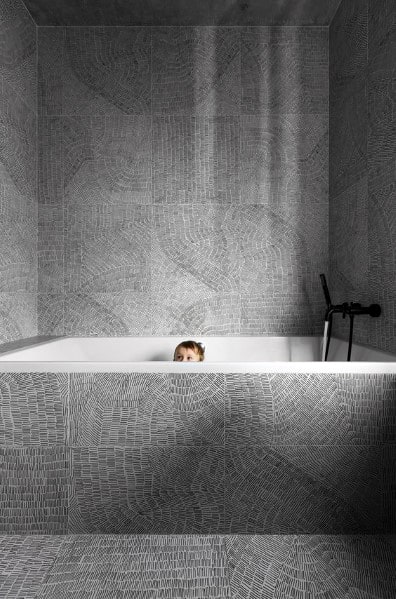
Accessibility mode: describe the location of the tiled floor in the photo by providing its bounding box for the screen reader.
[1,535,395,598]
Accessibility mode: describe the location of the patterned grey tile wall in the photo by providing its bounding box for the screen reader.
[329,0,396,353]
[3,534,395,599]
[0,446,68,533]
[34,535,231,598]
[0,0,37,112]
[0,373,67,445]
[69,446,225,534]
[225,535,396,599]
[241,28,328,114]
[70,373,225,446]
[58,372,396,534]
[329,0,369,347]
[367,0,396,354]
[0,536,65,599]
[37,25,329,336]
[0,372,69,534]
[21,0,344,26]
[0,0,37,344]
[152,27,240,116]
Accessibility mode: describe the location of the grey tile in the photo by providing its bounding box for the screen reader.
[153,116,240,203]
[0,446,68,533]
[269,373,396,445]
[234,205,327,335]
[382,445,396,532]
[64,204,151,293]
[330,79,367,197]
[38,204,64,293]
[241,27,328,114]
[0,536,65,599]
[225,374,273,446]
[36,535,231,598]
[69,446,225,533]
[0,373,67,446]
[153,204,239,293]
[367,164,396,354]
[152,292,242,336]
[22,0,343,26]
[37,293,64,336]
[329,177,369,344]
[240,113,328,205]
[152,204,240,334]
[152,27,240,115]
[63,27,151,115]
[38,28,64,116]
[63,116,152,206]
[0,79,36,200]
[62,292,152,336]
[330,0,368,103]
[0,0,37,113]
[38,117,63,204]
[225,535,396,599]
[0,220,37,292]
[70,373,225,446]
[0,293,37,343]
[224,445,382,533]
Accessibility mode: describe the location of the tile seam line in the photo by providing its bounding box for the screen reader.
[19,0,37,26]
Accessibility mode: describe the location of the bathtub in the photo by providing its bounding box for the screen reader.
[1,335,395,536]
[0,335,395,372]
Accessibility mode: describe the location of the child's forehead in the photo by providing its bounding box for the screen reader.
[176,346,197,353]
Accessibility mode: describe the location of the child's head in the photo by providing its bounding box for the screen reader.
[173,340,205,362]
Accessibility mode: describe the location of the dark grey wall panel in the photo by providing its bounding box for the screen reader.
[0,81,37,294]
[21,0,343,26]
[0,447,68,533]
[37,26,329,336]
[367,0,396,354]
[0,0,37,344]
[0,0,36,112]
[329,0,396,353]
[69,446,225,533]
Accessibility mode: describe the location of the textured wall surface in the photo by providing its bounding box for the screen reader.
[1,371,394,535]
[329,0,396,353]
[38,26,329,336]
[0,0,37,343]
[23,0,343,26]
[1,535,395,598]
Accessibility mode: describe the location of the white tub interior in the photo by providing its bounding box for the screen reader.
[0,336,395,373]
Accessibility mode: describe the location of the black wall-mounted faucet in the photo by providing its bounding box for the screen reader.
[319,274,381,361]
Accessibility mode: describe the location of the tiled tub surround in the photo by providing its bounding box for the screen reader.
[0,367,395,536]
[0,0,38,344]
[329,0,396,354]
[37,26,329,337]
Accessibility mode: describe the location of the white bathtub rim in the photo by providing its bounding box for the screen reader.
[1,361,396,373]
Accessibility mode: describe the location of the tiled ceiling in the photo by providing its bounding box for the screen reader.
[22,0,343,26]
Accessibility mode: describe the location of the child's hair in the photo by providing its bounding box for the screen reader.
[173,340,205,361]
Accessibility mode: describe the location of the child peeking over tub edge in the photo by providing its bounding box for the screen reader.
[173,340,205,362]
